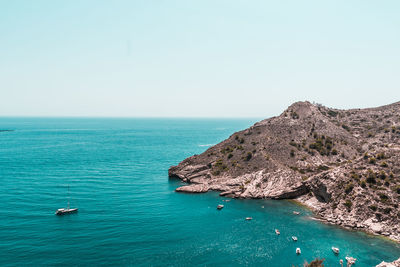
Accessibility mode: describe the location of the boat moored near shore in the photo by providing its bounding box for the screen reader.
[332,246,339,254]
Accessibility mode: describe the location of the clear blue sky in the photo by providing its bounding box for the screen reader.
[1,0,399,117]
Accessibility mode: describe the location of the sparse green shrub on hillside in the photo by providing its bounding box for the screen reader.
[383,207,392,214]
[212,159,228,176]
[369,205,377,211]
[221,146,233,154]
[394,186,400,194]
[350,172,360,180]
[384,179,390,187]
[379,193,389,202]
[245,152,252,161]
[342,124,350,131]
[327,110,338,117]
[366,170,376,184]
[344,200,352,210]
[291,111,299,119]
[317,165,329,171]
[376,152,385,160]
[308,134,335,156]
[345,183,354,194]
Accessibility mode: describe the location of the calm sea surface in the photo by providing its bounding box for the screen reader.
[0,118,399,266]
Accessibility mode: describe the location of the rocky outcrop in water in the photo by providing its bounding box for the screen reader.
[169,101,400,242]
[376,258,400,267]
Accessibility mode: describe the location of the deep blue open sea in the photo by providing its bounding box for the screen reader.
[0,118,399,266]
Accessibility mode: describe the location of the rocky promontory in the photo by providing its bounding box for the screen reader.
[169,101,400,242]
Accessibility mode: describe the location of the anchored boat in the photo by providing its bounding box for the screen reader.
[55,207,78,215]
[292,236,298,241]
[275,229,280,235]
[332,246,339,254]
[296,248,301,254]
[217,204,224,210]
[55,185,78,216]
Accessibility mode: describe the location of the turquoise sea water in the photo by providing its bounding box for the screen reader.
[0,118,399,266]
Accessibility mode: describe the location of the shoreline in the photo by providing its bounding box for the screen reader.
[289,198,400,245]
[174,180,400,244]
[176,188,400,266]
[176,185,400,244]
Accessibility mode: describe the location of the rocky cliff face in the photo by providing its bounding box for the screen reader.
[169,101,400,242]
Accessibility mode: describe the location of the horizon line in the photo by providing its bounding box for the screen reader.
[0,115,266,120]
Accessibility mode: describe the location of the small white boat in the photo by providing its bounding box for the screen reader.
[296,248,301,254]
[292,236,298,241]
[217,204,224,210]
[261,206,264,208]
[55,208,78,215]
[346,256,356,265]
[55,185,78,216]
[275,229,280,235]
[245,217,252,220]
[293,211,300,215]
[332,246,339,254]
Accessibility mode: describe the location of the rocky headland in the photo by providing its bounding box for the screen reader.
[169,101,400,243]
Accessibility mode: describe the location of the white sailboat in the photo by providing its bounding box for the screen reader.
[55,185,78,215]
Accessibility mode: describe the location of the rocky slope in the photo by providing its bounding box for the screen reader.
[169,101,400,242]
